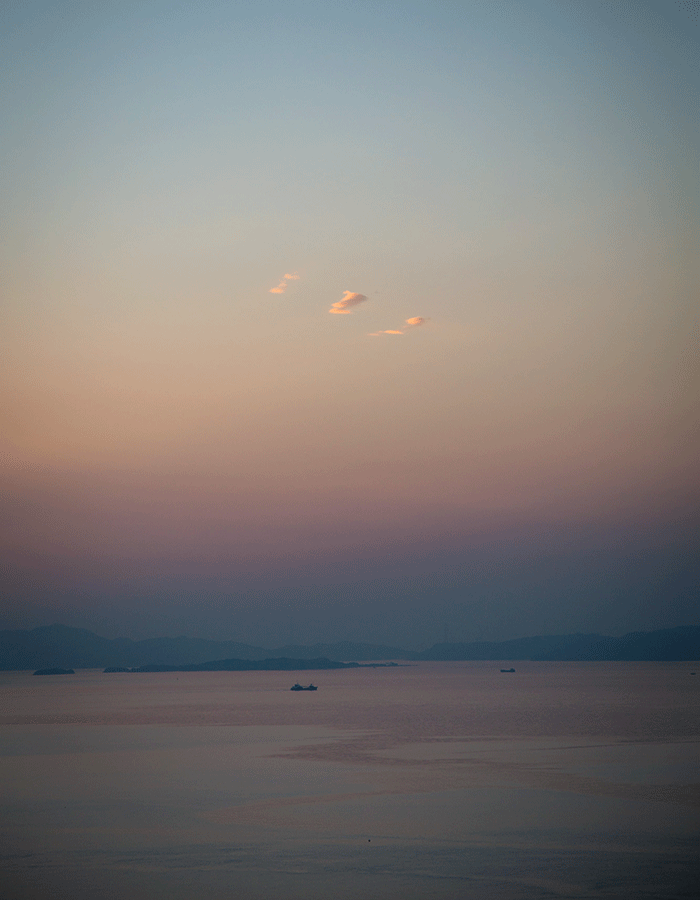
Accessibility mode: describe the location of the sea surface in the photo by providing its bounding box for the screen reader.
[0,661,698,899]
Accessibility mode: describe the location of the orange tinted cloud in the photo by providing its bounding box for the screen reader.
[329,291,368,314]
[369,317,428,335]
[269,273,300,294]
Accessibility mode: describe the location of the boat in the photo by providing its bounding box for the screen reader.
[290,683,317,691]
[500,667,516,673]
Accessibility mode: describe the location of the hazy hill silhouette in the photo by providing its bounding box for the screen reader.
[0,623,697,670]
[418,626,700,661]
[0,625,416,670]
[268,640,420,662]
[0,624,271,671]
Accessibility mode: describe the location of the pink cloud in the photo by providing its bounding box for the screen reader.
[369,329,404,335]
[284,273,300,280]
[329,291,368,314]
[405,317,428,326]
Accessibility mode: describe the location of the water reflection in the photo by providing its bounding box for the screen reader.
[0,662,698,898]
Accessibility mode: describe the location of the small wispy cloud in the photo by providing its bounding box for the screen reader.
[269,272,300,294]
[329,291,368,314]
[369,316,429,335]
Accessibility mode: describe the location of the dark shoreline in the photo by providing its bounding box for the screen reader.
[103,658,403,673]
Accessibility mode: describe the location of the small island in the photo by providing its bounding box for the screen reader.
[33,668,75,675]
[104,657,360,673]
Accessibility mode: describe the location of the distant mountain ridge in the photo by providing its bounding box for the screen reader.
[418,626,700,662]
[0,624,419,671]
[0,623,698,670]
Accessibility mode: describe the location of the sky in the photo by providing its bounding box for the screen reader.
[1,0,698,648]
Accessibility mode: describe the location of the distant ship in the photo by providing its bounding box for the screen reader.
[290,683,318,691]
[500,668,516,673]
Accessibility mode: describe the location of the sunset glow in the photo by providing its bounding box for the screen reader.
[1,0,697,646]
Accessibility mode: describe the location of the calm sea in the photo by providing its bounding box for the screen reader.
[0,662,698,899]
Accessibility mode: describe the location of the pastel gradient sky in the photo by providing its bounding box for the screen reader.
[2,1,698,646]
